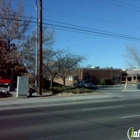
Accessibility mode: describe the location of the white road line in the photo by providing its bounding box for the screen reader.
[81,105,123,111]
[121,114,140,119]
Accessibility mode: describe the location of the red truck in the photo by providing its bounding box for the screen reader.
[0,76,12,86]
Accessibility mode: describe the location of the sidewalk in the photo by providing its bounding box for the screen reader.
[0,92,120,109]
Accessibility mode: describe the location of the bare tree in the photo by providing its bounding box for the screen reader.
[22,26,55,74]
[0,0,31,75]
[42,48,60,88]
[56,51,85,86]
[124,45,140,69]
[0,0,31,47]
[42,48,85,87]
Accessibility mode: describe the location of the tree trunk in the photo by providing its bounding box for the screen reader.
[50,76,53,88]
[63,78,66,86]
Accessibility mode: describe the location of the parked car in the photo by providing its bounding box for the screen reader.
[0,76,12,86]
[137,83,140,89]
[74,80,94,88]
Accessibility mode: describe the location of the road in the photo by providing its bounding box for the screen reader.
[96,84,140,100]
[1,99,140,140]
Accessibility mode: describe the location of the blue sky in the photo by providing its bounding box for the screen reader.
[12,0,140,68]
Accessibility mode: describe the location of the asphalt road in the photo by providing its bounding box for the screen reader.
[96,84,140,100]
[1,99,140,140]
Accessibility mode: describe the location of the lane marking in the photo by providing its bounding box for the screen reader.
[121,114,140,119]
[81,105,123,111]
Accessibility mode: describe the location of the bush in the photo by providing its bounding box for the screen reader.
[100,78,112,85]
[44,86,92,94]
[71,88,92,94]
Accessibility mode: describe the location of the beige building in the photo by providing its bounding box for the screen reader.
[125,69,140,84]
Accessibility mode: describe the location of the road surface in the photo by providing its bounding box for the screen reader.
[0,99,140,140]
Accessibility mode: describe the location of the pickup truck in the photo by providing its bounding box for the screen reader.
[0,76,12,86]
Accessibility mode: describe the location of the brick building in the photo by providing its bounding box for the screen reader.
[54,68,123,86]
[76,68,122,85]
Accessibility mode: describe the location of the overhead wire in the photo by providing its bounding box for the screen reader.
[1,15,140,41]
[111,0,140,9]
[97,0,140,12]
[2,1,140,30]
[1,1,140,41]
[43,8,140,29]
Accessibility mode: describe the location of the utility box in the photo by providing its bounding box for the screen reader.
[17,76,29,97]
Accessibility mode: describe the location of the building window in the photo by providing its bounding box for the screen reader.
[133,76,136,80]
[85,75,90,81]
[113,75,121,84]
[74,76,78,80]
[127,77,132,81]
[137,75,140,82]
[68,75,73,81]
[122,77,125,81]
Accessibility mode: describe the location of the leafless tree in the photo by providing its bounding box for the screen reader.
[0,0,31,47]
[124,45,140,69]
[22,26,55,74]
[42,48,85,87]
[42,48,61,88]
[0,0,31,75]
[56,51,85,86]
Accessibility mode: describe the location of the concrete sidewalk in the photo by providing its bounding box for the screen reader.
[0,92,120,109]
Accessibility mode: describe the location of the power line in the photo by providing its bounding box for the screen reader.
[97,0,140,12]
[3,1,140,30]
[52,26,140,41]
[2,11,140,30]
[47,23,140,41]
[111,0,140,9]
[43,8,140,29]
[1,15,140,41]
[2,10,140,32]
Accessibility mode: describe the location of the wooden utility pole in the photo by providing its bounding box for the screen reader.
[35,0,38,92]
[39,0,42,95]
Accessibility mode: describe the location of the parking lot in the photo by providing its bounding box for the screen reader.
[95,84,140,100]
[96,84,137,91]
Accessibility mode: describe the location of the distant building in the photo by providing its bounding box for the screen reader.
[124,69,140,84]
[54,68,123,86]
[76,68,122,85]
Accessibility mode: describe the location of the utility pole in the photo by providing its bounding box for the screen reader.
[39,0,42,95]
[35,0,38,92]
